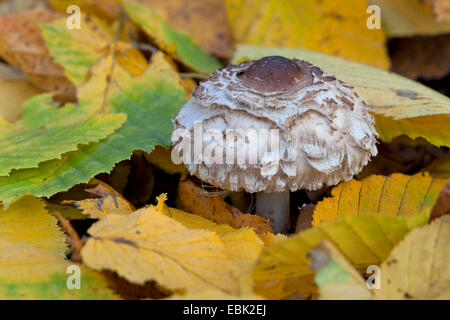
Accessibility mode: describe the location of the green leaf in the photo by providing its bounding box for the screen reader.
[41,15,114,85]
[233,45,450,147]
[123,0,222,73]
[0,93,125,176]
[0,52,186,207]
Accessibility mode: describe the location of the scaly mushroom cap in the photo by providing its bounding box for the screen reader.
[172,56,378,192]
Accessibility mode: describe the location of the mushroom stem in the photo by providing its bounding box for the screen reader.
[256,191,290,233]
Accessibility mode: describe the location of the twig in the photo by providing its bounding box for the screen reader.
[53,211,83,262]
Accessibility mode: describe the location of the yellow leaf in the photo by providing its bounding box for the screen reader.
[0,64,41,123]
[0,195,67,257]
[424,151,450,178]
[81,206,240,295]
[374,215,450,299]
[0,241,117,299]
[311,240,372,300]
[313,173,447,225]
[258,232,288,247]
[251,214,428,298]
[161,202,264,283]
[169,290,264,300]
[368,0,450,37]
[63,179,135,219]
[227,0,390,69]
[233,45,450,147]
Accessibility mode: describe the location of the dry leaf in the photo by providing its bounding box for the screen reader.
[251,214,428,299]
[63,179,135,219]
[178,179,273,235]
[140,0,233,59]
[81,205,240,295]
[0,63,40,122]
[374,215,450,299]
[310,240,372,300]
[368,0,450,37]
[0,8,75,98]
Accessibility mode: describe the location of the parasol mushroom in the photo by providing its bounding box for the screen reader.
[172,56,378,233]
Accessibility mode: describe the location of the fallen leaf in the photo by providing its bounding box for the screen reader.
[0,8,75,98]
[41,14,148,85]
[429,179,450,221]
[146,145,187,180]
[233,45,450,147]
[0,52,185,206]
[49,0,121,21]
[251,213,428,298]
[0,55,127,176]
[0,63,40,122]
[140,0,233,59]
[227,0,390,69]
[178,179,273,235]
[81,206,240,295]
[368,0,450,37]
[0,195,67,257]
[0,0,49,16]
[389,35,450,80]
[424,151,450,178]
[0,241,118,299]
[374,215,450,299]
[123,0,222,73]
[310,240,372,300]
[312,173,448,225]
[427,0,450,22]
[64,179,135,219]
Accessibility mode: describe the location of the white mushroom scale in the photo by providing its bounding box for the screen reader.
[172,56,378,232]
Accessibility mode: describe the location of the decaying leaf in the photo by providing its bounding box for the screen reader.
[64,179,135,219]
[0,8,75,98]
[233,45,450,148]
[427,0,450,22]
[81,205,240,295]
[123,0,222,73]
[368,0,450,37]
[140,0,233,59]
[313,173,447,225]
[0,52,186,206]
[251,214,428,298]
[178,179,273,235]
[374,215,450,299]
[227,0,390,69]
[429,179,450,221]
[310,240,372,300]
[49,0,121,21]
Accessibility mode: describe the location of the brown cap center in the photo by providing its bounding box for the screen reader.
[238,56,313,93]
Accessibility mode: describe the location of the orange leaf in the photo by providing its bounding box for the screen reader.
[178,179,273,235]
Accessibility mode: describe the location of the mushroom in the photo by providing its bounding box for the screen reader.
[172,56,378,233]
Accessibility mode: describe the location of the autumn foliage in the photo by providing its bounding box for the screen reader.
[0,0,449,300]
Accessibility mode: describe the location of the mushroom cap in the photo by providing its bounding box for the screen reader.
[172,56,378,193]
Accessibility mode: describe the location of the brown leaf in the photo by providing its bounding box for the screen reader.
[295,204,314,233]
[0,8,75,99]
[430,179,450,221]
[178,179,273,235]
[140,0,233,59]
[389,35,450,80]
